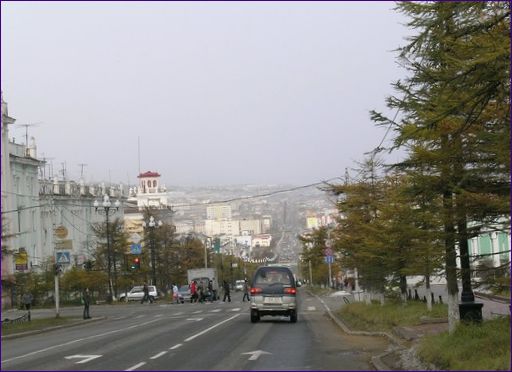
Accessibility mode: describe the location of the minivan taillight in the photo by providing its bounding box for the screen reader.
[250,287,262,295]
[284,288,296,295]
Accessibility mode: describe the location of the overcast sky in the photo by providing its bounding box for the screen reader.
[2,1,409,187]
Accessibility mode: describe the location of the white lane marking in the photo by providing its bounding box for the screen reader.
[135,315,144,319]
[192,310,203,314]
[210,309,221,312]
[154,314,163,318]
[1,318,163,364]
[150,351,167,359]
[184,314,240,342]
[174,312,184,316]
[231,307,241,312]
[111,316,125,320]
[186,318,203,322]
[125,362,146,371]
[242,350,272,361]
[307,306,316,311]
[170,344,183,350]
[64,355,102,364]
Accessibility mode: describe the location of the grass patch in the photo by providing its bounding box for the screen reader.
[1,316,80,336]
[418,316,511,370]
[338,301,448,331]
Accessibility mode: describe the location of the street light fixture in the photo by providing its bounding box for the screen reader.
[93,194,121,303]
[142,215,162,286]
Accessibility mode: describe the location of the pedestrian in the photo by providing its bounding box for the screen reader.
[141,283,153,304]
[172,284,180,304]
[82,288,91,319]
[198,282,205,303]
[22,292,33,321]
[190,280,198,303]
[222,280,231,302]
[207,280,214,302]
[242,279,250,302]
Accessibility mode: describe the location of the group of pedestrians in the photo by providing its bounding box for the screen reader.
[171,279,251,304]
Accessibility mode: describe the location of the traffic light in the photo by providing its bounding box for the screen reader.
[131,257,140,270]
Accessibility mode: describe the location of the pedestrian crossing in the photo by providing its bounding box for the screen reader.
[111,304,319,322]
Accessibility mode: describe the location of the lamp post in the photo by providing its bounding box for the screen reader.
[204,236,212,269]
[94,195,120,303]
[142,215,162,286]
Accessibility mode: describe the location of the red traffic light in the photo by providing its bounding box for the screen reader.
[134,257,140,263]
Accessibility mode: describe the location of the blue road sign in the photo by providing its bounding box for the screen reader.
[130,243,142,254]
[324,255,334,264]
[56,251,71,264]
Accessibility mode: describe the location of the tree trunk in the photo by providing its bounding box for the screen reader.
[442,135,459,333]
[400,274,408,303]
[425,274,432,312]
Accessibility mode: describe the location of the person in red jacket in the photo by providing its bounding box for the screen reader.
[190,280,198,303]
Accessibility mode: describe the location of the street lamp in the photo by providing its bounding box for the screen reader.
[93,195,120,303]
[142,215,162,286]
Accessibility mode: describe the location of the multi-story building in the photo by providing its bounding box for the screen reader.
[128,171,168,210]
[206,204,232,220]
[1,93,17,308]
[1,95,127,309]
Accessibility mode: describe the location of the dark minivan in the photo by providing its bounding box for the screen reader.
[250,265,299,323]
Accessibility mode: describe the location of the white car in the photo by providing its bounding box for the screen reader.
[235,280,245,292]
[119,285,158,302]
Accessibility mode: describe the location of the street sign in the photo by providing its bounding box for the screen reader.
[324,248,333,256]
[130,233,141,244]
[130,243,142,254]
[324,255,334,264]
[214,238,221,253]
[56,251,71,264]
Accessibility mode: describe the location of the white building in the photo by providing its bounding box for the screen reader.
[128,171,168,210]
[206,204,232,220]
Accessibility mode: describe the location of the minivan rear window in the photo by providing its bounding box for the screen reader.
[254,267,293,286]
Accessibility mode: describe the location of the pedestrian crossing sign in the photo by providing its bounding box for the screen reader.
[56,251,71,264]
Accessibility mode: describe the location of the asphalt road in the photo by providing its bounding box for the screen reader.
[1,290,388,371]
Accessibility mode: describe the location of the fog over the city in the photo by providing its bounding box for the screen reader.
[1,1,409,187]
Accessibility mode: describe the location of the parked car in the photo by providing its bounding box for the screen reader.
[178,285,191,303]
[235,279,245,292]
[250,265,299,323]
[119,285,158,302]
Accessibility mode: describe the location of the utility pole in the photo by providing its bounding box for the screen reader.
[309,260,313,287]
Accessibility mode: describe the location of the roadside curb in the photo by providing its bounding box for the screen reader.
[474,291,510,304]
[1,316,107,340]
[309,290,409,371]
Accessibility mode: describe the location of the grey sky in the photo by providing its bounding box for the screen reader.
[2,1,408,187]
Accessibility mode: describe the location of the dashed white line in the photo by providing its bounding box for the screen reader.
[154,314,163,318]
[2,318,163,364]
[150,351,167,359]
[184,314,240,342]
[192,310,203,314]
[210,309,221,312]
[231,308,241,312]
[125,362,146,371]
[135,315,144,319]
[307,306,316,311]
[170,344,183,350]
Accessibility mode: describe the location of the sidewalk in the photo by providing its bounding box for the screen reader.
[314,290,447,371]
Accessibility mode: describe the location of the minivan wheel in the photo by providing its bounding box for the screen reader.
[251,310,260,323]
[290,310,297,323]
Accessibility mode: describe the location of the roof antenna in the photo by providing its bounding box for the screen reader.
[78,163,87,179]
